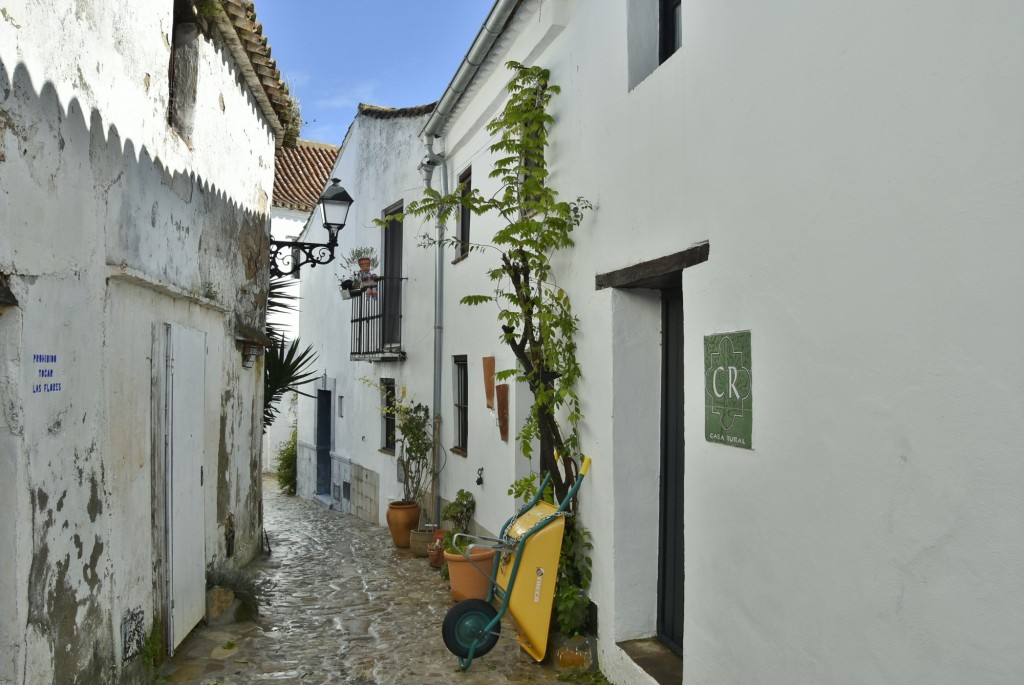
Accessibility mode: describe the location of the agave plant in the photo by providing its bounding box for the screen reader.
[266,277,298,344]
[263,277,318,430]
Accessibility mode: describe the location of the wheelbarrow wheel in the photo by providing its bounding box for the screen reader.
[442,599,500,659]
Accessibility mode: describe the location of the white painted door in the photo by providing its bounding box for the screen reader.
[166,324,207,650]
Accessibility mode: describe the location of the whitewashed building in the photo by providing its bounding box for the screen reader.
[0,1,292,682]
[262,139,337,474]
[296,1,1024,684]
[295,102,437,518]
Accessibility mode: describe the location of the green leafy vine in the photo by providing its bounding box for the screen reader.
[399,61,592,507]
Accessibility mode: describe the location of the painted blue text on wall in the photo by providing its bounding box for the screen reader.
[32,353,62,393]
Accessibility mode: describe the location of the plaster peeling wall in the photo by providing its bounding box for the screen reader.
[0,295,28,684]
[0,1,274,682]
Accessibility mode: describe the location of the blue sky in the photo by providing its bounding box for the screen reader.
[254,1,494,145]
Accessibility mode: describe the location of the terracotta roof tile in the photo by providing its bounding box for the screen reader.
[207,0,295,144]
[273,139,339,212]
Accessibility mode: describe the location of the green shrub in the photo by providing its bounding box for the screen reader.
[441,489,476,553]
[554,519,593,636]
[206,562,274,615]
[275,424,297,495]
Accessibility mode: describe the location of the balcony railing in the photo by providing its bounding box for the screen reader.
[350,276,405,361]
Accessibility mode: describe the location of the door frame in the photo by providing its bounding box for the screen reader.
[596,242,709,655]
[657,285,685,656]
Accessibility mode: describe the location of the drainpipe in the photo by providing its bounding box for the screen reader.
[419,142,447,527]
[418,0,521,526]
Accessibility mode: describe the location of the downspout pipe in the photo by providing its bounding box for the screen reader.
[419,0,521,526]
[419,143,447,527]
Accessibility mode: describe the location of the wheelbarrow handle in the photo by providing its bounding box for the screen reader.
[555,455,593,513]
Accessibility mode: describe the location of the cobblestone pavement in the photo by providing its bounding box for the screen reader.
[157,477,582,684]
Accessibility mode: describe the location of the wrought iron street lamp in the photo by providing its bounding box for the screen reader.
[269,178,354,277]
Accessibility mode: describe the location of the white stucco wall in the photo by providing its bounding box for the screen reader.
[436,1,1024,684]
[294,97,541,534]
[0,2,276,682]
[296,109,438,516]
[281,0,1024,682]
[301,1,1024,684]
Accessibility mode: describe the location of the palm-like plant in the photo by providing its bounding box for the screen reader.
[263,277,318,431]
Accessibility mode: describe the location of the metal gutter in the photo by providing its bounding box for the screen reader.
[419,0,522,525]
[420,0,524,140]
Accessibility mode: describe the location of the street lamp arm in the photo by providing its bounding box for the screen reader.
[269,237,338,278]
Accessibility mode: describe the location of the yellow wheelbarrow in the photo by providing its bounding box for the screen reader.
[441,456,592,670]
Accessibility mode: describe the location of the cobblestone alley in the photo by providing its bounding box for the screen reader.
[157,477,589,684]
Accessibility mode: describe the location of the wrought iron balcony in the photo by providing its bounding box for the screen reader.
[350,276,405,361]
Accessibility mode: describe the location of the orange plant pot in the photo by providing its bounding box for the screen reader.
[385,501,421,548]
[444,547,497,601]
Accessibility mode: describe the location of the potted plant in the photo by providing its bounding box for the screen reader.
[442,489,495,601]
[408,524,436,558]
[337,246,378,300]
[384,393,432,548]
[426,538,445,568]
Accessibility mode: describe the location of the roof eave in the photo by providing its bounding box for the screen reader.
[208,1,286,144]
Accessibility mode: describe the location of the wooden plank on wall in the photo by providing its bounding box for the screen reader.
[482,356,495,408]
[496,384,509,442]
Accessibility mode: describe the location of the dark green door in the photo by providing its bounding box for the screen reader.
[316,389,331,496]
[658,286,685,656]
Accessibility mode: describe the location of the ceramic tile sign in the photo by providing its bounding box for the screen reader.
[704,331,752,449]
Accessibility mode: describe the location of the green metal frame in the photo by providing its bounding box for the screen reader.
[451,463,590,670]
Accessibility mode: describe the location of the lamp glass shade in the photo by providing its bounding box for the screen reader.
[319,179,353,229]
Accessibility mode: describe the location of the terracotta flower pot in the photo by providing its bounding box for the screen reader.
[444,547,497,601]
[409,528,433,557]
[427,546,444,568]
[385,501,421,548]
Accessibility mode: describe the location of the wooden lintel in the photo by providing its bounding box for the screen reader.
[595,242,709,290]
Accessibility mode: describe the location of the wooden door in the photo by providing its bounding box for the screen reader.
[166,324,207,651]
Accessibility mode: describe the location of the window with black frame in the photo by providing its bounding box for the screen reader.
[381,378,396,452]
[453,356,468,454]
[660,0,682,64]
[456,168,471,261]
[382,203,403,348]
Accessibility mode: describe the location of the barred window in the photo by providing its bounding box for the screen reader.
[381,378,396,452]
[453,356,468,453]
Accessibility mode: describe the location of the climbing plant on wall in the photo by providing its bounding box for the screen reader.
[401,62,592,507]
